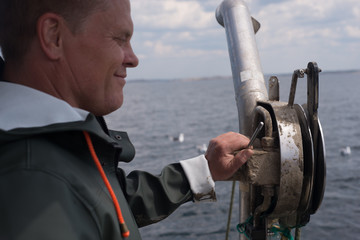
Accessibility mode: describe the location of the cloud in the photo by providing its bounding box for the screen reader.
[254,0,359,38]
[143,41,173,56]
[131,26,225,60]
[243,0,360,72]
[345,26,360,38]
[141,38,226,58]
[128,0,360,79]
[131,0,214,30]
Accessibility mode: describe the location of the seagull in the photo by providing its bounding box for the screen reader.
[169,133,184,143]
[340,146,351,156]
[196,144,208,154]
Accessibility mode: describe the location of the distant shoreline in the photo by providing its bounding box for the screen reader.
[127,69,360,82]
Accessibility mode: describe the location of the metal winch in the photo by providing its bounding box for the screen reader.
[216,0,326,239]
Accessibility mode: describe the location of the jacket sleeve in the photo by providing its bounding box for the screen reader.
[116,163,193,227]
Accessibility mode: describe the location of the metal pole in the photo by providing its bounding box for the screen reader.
[216,0,268,136]
[216,1,268,239]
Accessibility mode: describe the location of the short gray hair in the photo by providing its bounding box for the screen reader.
[0,0,108,62]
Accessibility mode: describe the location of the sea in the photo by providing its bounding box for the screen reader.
[105,70,360,240]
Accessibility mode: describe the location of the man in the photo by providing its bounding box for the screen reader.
[0,0,253,239]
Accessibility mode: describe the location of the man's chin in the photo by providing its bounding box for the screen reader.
[104,96,124,115]
[82,97,123,116]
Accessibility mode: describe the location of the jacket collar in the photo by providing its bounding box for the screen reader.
[0,81,90,131]
[0,78,136,163]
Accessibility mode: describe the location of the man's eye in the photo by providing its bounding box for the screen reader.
[114,37,126,44]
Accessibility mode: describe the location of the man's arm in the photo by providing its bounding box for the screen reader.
[116,163,193,227]
[117,131,252,227]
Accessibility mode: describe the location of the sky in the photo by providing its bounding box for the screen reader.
[128,0,360,80]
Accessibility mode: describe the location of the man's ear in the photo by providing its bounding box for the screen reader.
[36,13,65,60]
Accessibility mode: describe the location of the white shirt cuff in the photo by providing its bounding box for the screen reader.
[180,155,217,202]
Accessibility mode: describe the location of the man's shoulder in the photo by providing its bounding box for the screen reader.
[0,131,94,179]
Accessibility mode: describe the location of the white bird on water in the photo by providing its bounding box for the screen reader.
[169,133,184,143]
[196,144,208,154]
[340,146,351,156]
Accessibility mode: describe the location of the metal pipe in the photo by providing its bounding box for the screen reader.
[216,0,268,137]
[216,2,268,239]
[239,182,251,240]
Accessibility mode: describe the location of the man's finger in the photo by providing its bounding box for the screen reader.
[218,132,251,152]
[234,149,253,167]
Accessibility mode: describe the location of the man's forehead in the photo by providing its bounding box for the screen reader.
[101,0,134,33]
[111,0,131,9]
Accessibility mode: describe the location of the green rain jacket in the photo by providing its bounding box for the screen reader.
[0,80,196,240]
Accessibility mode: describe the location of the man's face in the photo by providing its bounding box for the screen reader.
[62,0,138,115]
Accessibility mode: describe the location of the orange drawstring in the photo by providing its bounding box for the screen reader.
[83,131,130,238]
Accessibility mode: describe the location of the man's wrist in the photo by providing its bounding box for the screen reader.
[180,155,217,202]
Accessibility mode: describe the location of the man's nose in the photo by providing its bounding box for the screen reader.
[124,44,139,68]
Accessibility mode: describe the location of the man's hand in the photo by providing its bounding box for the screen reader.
[205,132,253,181]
